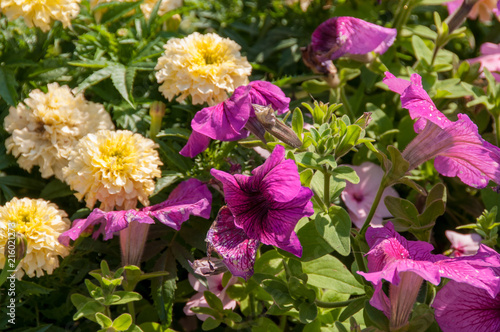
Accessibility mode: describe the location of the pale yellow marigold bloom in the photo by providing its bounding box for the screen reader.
[0,0,80,32]
[155,32,252,105]
[4,83,114,181]
[90,0,182,19]
[63,130,162,211]
[0,198,70,279]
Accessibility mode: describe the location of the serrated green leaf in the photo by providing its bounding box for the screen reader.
[110,64,134,107]
[0,175,45,190]
[0,66,18,106]
[75,67,112,94]
[39,179,74,199]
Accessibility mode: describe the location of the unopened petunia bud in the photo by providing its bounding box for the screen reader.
[4,233,28,262]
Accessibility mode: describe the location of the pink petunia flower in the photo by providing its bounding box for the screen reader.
[468,42,500,82]
[384,72,500,189]
[445,230,482,257]
[59,179,212,266]
[340,162,399,228]
[432,277,500,332]
[358,222,500,331]
[180,81,290,158]
[445,0,500,22]
[183,273,238,321]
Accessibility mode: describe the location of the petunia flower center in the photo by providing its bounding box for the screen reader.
[353,192,364,202]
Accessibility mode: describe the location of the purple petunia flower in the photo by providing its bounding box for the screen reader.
[432,277,500,332]
[59,178,212,245]
[384,72,500,188]
[206,206,259,280]
[209,145,314,272]
[180,81,290,158]
[310,16,397,62]
[468,42,500,82]
[340,162,399,228]
[357,222,500,330]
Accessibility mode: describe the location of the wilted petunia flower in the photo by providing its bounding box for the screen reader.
[302,17,396,74]
[341,162,399,228]
[4,83,114,181]
[180,81,291,158]
[432,278,500,332]
[59,179,212,244]
[357,222,500,331]
[183,273,238,321]
[63,130,162,211]
[384,72,500,188]
[445,0,500,22]
[0,198,70,279]
[211,145,314,261]
[155,32,252,105]
[445,230,482,257]
[468,42,500,82]
[0,0,80,32]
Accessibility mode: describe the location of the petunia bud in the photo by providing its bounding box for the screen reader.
[149,101,166,138]
[4,233,28,262]
[252,104,302,148]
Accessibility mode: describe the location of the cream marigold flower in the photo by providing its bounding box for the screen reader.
[0,0,80,32]
[155,32,252,105]
[141,0,182,19]
[0,198,70,279]
[4,83,114,181]
[63,130,162,211]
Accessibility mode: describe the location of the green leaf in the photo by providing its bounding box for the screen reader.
[315,208,351,257]
[302,256,364,294]
[0,66,18,106]
[110,64,135,107]
[288,277,315,301]
[335,125,362,159]
[412,35,433,65]
[300,169,314,187]
[95,313,113,328]
[39,179,74,199]
[298,302,318,324]
[204,291,224,312]
[384,196,420,225]
[254,250,284,275]
[332,166,360,184]
[292,107,304,142]
[112,291,142,305]
[75,67,112,94]
[295,217,335,261]
[0,175,45,190]
[201,317,221,330]
[261,278,294,308]
[151,249,177,326]
[112,313,133,331]
[73,300,105,321]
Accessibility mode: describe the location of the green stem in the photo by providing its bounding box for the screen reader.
[128,302,136,324]
[315,296,367,308]
[495,115,500,146]
[312,189,329,213]
[339,86,355,122]
[392,0,413,33]
[351,235,368,275]
[324,168,331,207]
[359,178,387,238]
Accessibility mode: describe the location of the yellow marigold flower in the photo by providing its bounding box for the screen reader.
[0,198,70,279]
[155,32,252,105]
[4,83,114,181]
[0,0,80,32]
[63,130,162,211]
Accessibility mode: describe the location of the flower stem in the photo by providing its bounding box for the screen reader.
[315,296,367,308]
[359,178,387,238]
[339,86,355,122]
[392,0,414,33]
[324,168,331,207]
[351,235,368,275]
[128,302,136,324]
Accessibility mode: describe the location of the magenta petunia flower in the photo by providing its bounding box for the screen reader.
[183,273,238,321]
[310,17,397,62]
[58,178,212,245]
[445,230,482,257]
[210,145,314,258]
[384,72,500,189]
[341,162,399,228]
[180,81,290,158]
[206,206,259,280]
[432,278,500,332]
[468,42,500,82]
[357,222,500,330]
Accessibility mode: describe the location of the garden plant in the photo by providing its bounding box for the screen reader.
[1,0,500,331]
